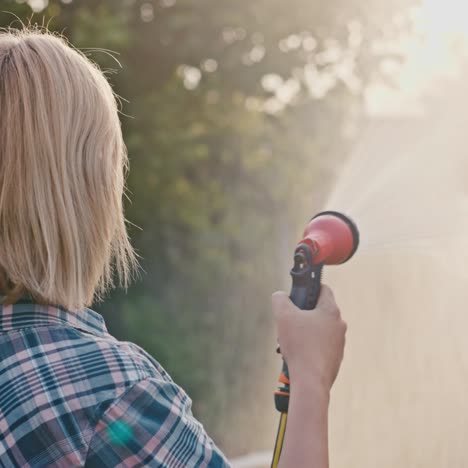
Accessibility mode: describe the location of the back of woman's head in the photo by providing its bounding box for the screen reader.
[0,28,137,310]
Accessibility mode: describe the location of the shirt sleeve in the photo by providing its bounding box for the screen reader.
[85,378,231,468]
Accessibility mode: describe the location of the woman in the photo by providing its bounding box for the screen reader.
[0,28,346,467]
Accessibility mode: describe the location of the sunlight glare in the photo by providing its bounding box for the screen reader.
[366,0,468,116]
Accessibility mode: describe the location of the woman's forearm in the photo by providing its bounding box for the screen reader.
[278,378,330,468]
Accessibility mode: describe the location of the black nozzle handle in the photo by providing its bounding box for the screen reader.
[274,244,323,413]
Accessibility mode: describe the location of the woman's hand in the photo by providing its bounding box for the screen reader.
[273,285,347,468]
[272,284,347,395]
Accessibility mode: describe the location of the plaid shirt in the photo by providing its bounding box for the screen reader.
[0,299,230,467]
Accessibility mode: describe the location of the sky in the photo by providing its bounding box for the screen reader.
[367,0,468,116]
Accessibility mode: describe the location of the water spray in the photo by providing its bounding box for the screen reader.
[271,211,360,467]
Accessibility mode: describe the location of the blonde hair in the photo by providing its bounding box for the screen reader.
[0,28,137,310]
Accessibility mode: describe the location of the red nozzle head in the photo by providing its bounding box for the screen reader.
[300,211,359,265]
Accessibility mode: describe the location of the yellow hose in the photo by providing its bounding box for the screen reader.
[271,412,288,468]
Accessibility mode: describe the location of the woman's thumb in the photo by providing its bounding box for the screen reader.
[272,291,292,320]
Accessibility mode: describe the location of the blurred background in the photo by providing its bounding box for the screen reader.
[4,0,468,466]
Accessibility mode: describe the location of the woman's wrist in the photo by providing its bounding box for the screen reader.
[279,367,331,468]
[289,368,331,405]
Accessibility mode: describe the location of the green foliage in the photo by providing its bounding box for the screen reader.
[0,0,413,455]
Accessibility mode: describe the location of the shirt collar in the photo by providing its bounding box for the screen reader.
[0,298,108,337]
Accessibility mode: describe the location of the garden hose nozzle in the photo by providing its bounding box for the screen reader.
[271,211,359,468]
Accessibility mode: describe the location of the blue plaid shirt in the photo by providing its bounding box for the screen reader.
[0,299,230,467]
